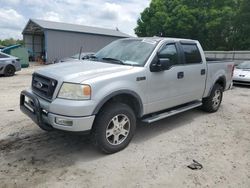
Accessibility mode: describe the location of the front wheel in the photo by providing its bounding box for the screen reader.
[202,84,223,113]
[92,102,136,154]
[38,122,54,132]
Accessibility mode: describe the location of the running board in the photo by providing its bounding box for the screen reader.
[142,101,202,123]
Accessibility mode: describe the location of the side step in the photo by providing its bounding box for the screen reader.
[142,101,202,123]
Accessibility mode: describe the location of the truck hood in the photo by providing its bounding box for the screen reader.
[35,60,134,83]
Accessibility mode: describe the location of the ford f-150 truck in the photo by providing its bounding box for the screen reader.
[20,37,234,153]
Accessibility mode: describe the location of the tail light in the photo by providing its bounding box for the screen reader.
[228,64,235,77]
[231,65,235,77]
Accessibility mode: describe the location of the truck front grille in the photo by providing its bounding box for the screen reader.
[32,73,58,100]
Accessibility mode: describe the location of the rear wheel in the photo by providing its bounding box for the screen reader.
[4,65,15,76]
[202,84,223,113]
[92,102,136,154]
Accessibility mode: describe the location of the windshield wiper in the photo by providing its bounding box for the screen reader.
[102,57,125,65]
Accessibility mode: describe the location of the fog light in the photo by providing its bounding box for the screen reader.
[55,117,73,126]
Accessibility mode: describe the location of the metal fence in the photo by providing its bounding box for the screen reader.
[205,51,250,64]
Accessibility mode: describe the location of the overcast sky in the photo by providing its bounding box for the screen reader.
[0,0,150,39]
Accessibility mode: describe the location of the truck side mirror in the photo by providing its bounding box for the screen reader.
[158,58,170,70]
[150,53,171,72]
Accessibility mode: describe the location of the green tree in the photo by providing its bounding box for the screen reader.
[135,0,242,50]
[232,0,250,50]
[0,38,23,47]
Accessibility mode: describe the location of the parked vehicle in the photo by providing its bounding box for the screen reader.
[20,37,234,153]
[1,44,29,68]
[0,51,21,76]
[57,52,94,63]
[233,61,250,85]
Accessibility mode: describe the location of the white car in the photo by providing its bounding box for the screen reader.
[233,61,250,85]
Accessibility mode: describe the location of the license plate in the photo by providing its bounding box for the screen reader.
[24,96,34,113]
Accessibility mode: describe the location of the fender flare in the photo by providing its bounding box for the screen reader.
[208,75,226,96]
[92,90,144,117]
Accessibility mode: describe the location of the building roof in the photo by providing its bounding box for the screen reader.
[22,19,131,38]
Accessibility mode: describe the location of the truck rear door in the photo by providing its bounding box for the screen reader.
[146,42,188,114]
[178,41,207,100]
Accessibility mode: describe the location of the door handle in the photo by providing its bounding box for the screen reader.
[177,72,184,79]
[201,69,206,75]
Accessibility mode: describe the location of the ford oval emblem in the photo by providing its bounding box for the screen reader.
[36,82,43,88]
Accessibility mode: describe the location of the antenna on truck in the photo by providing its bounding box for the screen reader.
[79,46,83,60]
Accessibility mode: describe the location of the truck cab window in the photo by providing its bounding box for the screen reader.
[158,44,178,66]
[181,44,202,64]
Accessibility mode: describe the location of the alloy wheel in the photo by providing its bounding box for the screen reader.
[105,114,130,146]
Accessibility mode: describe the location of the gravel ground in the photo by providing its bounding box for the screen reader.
[0,65,250,188]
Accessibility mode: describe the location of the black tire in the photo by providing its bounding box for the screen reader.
[4,65,15,76]
[38,122,54,132]
[202,83,223,113]
[92,102,136,154]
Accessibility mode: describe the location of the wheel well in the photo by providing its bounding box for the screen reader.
[97,94,142,118]
[5,64,15,71]
[215,77,226,90]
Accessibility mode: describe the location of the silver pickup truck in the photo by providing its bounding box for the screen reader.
[20,37,234,153]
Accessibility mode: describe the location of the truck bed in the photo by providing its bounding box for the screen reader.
[203,59,234,97]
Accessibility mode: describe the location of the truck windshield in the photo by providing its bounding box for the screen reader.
[95,39,158,66]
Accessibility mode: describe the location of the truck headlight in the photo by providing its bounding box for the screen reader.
[58,83,91,100]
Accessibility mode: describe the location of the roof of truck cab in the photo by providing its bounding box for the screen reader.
[121,37,197,43]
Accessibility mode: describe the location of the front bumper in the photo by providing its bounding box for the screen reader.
[233,77,250,85]
[20,90,95,132]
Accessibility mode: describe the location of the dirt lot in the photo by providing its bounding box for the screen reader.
[0,65,250,188]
